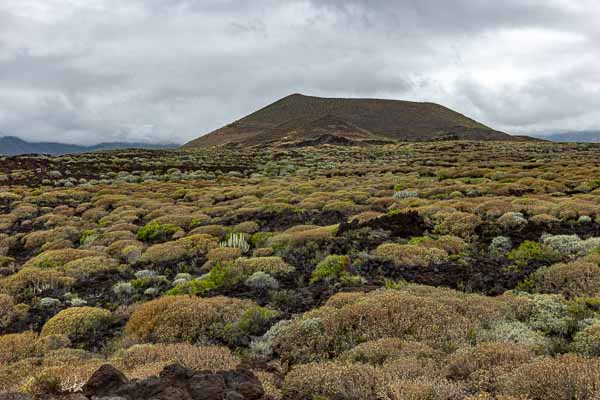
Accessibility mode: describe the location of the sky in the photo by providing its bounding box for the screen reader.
[0,0,599,145]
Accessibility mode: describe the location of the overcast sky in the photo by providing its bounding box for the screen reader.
[0,0,599,144]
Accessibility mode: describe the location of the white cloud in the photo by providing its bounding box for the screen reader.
[0,0,599,144]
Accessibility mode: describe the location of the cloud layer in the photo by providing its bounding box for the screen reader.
[0,0,599,144]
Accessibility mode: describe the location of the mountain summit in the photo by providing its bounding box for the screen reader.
[183,93,519,148]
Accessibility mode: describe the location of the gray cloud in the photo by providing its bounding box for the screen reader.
[0,0,599,144]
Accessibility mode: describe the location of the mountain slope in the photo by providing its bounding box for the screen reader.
[184,93,517,148]
[0,136,177,156]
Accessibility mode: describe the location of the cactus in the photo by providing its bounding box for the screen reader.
[220,232,250,254]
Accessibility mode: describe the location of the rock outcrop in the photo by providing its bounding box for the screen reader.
[2,364,265,400]
[83,364,265,400]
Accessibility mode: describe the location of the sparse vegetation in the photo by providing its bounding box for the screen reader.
[3,141,600,397]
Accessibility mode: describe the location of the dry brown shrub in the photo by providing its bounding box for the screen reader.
[498,354,600,399]
[531,260,600,298]
[125,295,256,343]
[0,331,38,365]
[341,338,437,365]
[373,243,449,267]
[283,361,382,400]
[324,291,366,308]
[385,378,466,400]
[112,343,239,379]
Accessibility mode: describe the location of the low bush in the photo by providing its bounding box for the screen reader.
[541,234,600,258]
[416,235,470,256]
[531,260,600,298]
[41,307,114,347]
[245,271,279,289]
[0,331,38,364]
[283,361,382,400]
[232,221,260,234]
[385,378,465,400]
[207,246,241,262]
[498,354,600,399]
[520,293,573,336]
[22,226,80,251]
[234,256,295,276]
[445,342,535,391]
[340,338,436,365]
[60,256,121,281]
[507,241,560,267]
[270,288,479,364]
[0,267,74,301]
[138,234,217,264]
[112,343,239,379]
[324,291,366,308]
[572,322,600,356]
[170,256,294,295]
[267,225,337,249]
[125,295,272,345]
[373,243,449,267]
[433,211,482,239]
[0,293,28,329]
[136,221,181,242]
[310,254,356,284]
[23,249,100,269]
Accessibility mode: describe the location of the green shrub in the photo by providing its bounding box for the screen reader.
[41,307,114,346]
[507,241,560,267]
[137,221,180,242]
[522,293,573,336]
[170,256,295,295]
[572,322,600,356]
[225,306,280,346]
[167,262,243,295]
[79,229,98,246]
[310,255,354,284]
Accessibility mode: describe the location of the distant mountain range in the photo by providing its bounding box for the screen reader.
[0,136,178,156]
[530,131,600,143]
[184,93,531,148]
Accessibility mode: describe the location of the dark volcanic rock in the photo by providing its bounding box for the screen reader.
[0,394,33,400]
[337,210,427,238]
[81,364,264,400]
[82,364,128,398]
